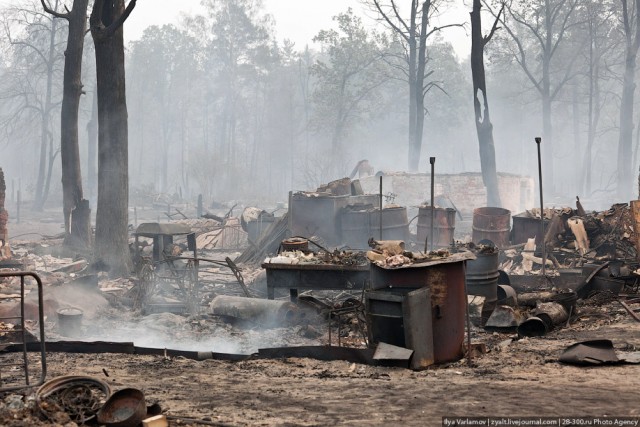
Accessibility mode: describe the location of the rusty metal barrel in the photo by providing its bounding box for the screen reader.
[466,251,499,302]
[373,206,409,241]
[417,206,456,248]
[472,207,511,248]
[466,250,500,326]
[341,209,371,249]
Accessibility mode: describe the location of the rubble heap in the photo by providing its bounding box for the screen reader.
[503,202,639,275]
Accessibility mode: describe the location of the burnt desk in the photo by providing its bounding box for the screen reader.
[261,262,369,301]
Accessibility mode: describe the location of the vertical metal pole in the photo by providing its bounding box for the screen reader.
[535,137,546,276]
[429,157,436,252]
[16,190,20,224]
[288,191,293,238]
[463,261,472,367]
[379,175,383,240]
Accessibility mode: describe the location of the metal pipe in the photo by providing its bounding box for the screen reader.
[379,175,383,240]
[535,137,546,276]
[429,157,436,252]
[463,261,472,366]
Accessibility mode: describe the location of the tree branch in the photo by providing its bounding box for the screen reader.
[372,0,410,42]
[40,0,69,20]
[484,3,505,45]
[104,0,138,37]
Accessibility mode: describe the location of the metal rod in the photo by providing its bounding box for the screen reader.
[429,157,436,252]
[379,175,383,240]
[535,137,546,276]
[463,261,472,367]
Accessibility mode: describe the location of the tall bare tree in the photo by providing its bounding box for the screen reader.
[41,0,91,248]
[1,0,64,211]
[470,0,503,207]
[90,0,136,276]
[491,0,580,192]
[617,0,640,200]
[312,10,389,168]
[367,0,462,171]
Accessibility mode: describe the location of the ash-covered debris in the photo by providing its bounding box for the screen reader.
[502,202,640,276]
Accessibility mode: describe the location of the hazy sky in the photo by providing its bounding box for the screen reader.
[125,0,471,58]
[0,0,471,57]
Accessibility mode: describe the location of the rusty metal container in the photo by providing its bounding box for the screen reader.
[281,237,309,252]
[341,208,371,249]
[465,251,499,302]
[369,256,468,364]
[57,308,83,337]
[472,207,511,247]
[466,250,499,325]
[372,206,409,242]
[417,207,456,248]
[365,287,434,370]
[290,193,349,246]
[97,388,147,427]
[511,212,548,246]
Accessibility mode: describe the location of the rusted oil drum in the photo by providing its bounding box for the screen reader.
[466,250,499,326]
[370,206,409,241]
[369,260,466,364]
[465,251,499,302]
[417,206,456,248]
[341,209,371,249]
[472,207,511,247]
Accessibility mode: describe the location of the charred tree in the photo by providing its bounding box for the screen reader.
[470,0,502,208]
[370,0,462,172]
[41,0,92,249]
[90,0,136,276]
[617,0,640,200]
[494,0,580,194]
[87,85,98,203]
[33,0,60,211]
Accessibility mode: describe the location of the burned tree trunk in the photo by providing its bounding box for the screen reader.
[470,0,502,207]
[87,86,98,203]
[617,0,640,200]
[41,0,92,249]
[90,0,136,276]
[33,3,59,212]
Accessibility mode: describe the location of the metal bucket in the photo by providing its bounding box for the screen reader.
[57,307,83,337]
[416,206,456,248]
[341,209,371,249]
[371,206,409,242]
[472,207,511,248]
[369,261,466,364]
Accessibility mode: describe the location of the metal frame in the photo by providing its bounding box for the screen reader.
[0,271,46,392]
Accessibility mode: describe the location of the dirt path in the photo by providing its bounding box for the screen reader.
[1,315,636,426]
